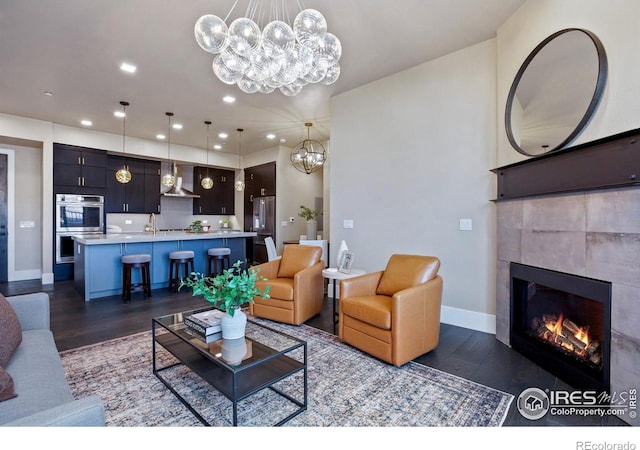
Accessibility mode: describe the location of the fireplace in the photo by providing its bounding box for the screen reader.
[510,263,611,392]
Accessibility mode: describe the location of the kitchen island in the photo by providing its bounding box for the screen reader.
[73,231,256,301]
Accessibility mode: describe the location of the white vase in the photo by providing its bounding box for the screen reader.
[220,307,247,339]
[306,220,317,241]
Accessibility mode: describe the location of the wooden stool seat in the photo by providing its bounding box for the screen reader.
[121,253,152,302]
[169,250,195,292]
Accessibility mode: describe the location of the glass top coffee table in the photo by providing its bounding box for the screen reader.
[152,306,307,426]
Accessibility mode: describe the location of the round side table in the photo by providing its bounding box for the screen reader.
[321,268,366,332]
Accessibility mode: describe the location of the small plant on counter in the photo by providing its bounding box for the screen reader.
[188,220,203,233]
[179,261,270,316]
[298,205,321,221]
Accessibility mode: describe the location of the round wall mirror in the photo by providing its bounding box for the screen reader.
[505,28,607,157]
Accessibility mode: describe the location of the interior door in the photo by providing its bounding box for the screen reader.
[0,154,7,281]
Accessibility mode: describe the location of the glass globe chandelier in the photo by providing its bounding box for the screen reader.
[162,112,176,187]
[194,1,342,96]
[234,128,245,191]
[290,122,325,174]
[201,121,214,190]
[115,101,132,184]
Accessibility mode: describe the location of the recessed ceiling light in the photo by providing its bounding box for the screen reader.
[80,119,92,127]
[266,133,276,139]
[223,95,236,104]
[156,134,166,140]
[120,62,137,73]
[172,123,183,130]
[44,91,53,96]
[214,144,222,150]
[218,132,228,139]
[280,138,286,144]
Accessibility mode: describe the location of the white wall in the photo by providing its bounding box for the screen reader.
[330,39,498,332]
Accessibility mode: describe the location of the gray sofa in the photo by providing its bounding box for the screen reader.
[0,292,104,426]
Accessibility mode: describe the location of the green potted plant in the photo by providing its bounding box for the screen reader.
[299,205,321,239]
[188,220,203,233]
[179,260,270,339]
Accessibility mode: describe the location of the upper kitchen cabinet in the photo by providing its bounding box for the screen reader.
[105,155,161,214]
[53,144,106,194]
[193,166,235,215]
[245,162,276,198]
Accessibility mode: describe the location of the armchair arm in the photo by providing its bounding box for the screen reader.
[250,259,280,280]
[391,275,443,366]
[340,271,383,299]
[6,293,50,331]
[292,261,325,324]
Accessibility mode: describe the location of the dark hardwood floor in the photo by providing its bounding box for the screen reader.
[0,279,626,427]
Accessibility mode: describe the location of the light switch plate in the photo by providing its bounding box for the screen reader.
[343,219,354,229]
[459,219,472,231]
[125,220,132,225]
[281,221,288,227]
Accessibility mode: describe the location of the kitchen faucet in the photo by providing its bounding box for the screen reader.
[149,213,156,234]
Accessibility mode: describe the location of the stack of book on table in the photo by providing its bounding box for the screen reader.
[184,309,224,343]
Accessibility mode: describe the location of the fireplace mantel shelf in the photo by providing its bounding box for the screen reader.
[492,128,640,201]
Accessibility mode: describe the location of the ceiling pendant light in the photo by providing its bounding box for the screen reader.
[201,120,214,190]
[234,128,245,191]
[162,112,176,187]
[290,122,326,174]
[194,1,342,96]
[115,101,132,184]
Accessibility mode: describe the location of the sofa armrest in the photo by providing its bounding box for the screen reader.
[340,271,384,299]
[2,395,105,427]
[6,293,50,331]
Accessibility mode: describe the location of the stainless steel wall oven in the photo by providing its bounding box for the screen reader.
[55,194,104,263]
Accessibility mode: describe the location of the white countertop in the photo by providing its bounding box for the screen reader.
[73,230,257,245]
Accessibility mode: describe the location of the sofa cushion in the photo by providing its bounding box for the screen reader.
[277,245,321,279]
[0,367,17,402]
[0,329,74,424]
[0,294,22,367]
[256,278,294,301]
[376,255,440,297]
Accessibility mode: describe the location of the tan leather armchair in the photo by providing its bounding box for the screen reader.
[250,244,325,325]
[339,254,443,366]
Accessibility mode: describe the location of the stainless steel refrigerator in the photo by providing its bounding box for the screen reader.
[251,196,275,264]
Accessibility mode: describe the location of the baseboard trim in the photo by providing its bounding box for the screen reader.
[440,305,496,335]
[41,272,54,285]
[11,269,42,282]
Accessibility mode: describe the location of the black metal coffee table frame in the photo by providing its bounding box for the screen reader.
[152,308,307,426]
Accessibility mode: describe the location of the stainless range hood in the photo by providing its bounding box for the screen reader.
[162,163,200,198]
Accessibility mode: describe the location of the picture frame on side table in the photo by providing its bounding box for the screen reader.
[338,251,354,273]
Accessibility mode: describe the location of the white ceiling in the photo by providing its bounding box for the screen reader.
[0,0,525,157]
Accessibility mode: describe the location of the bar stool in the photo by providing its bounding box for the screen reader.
[169,250,195,292]
[208,247,231,276]
[121,253,152,302]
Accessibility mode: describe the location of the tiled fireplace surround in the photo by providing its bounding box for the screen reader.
[495,187,640,426]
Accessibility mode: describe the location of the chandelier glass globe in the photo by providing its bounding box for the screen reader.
[194,14,229,54]
[228,18,261,57]
[162,173,175,187]
[234,180,245,191]
[201,176,214,189]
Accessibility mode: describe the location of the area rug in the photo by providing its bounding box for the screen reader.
[60,320,513,427]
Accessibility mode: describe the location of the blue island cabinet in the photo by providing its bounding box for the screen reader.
[74,234,252,301]
[75,241,152,301]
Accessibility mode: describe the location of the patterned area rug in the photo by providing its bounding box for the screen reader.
[60,320,513,427]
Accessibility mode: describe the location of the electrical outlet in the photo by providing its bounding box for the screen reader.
[281,221,288,227]
[343,219,354,229]
[459,219,472,231]
[202,220,208,224]
[125,220,132,225]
